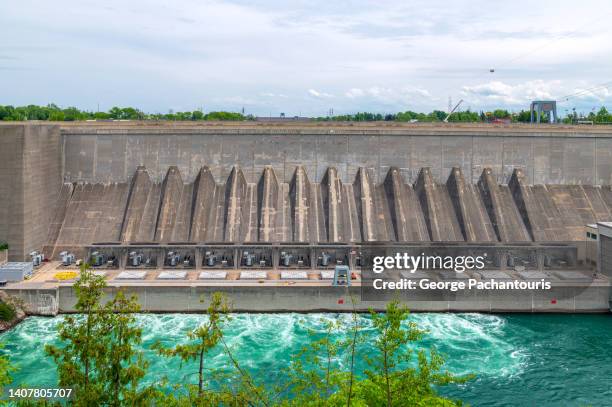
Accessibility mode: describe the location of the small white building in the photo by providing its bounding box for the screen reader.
[597,222,612,279]
[0,262,33,282]
[585,224,599,266]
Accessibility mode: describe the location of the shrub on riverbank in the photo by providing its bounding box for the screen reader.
[0,302,16,322]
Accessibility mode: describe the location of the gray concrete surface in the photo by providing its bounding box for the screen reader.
[2,122,612,261]
[5,279,609,313]
[0,124,62,260]
[59,122,612,185]
[41,164,612,258]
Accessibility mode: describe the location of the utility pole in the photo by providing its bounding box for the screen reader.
[444,99,463,122]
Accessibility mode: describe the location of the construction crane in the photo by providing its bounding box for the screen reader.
[444,99,464,122]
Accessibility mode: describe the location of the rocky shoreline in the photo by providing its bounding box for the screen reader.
[0,290,27,333]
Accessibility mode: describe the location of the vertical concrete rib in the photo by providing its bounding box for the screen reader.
[322,167,345,242]
[138,183,162,242]
[310,182,327,243]
[353,167,382,241]
[383,167,429,242]
[121,166,155,242]
[223,166,247,242]
[45,183,74,252]
[276,182,293,242]
[171,182,193,242]
[478,168,530,242]
[257,166,279,242]
[342,183,361,243]
[509,168,568,241]
[447,167,497,242]
[414,167,463,241]
[289,166,311,243]
[97,183,130,241]
[189,167,217,242]
[154,166,184,242]
[206,184,226,242]
[242,184,258,242]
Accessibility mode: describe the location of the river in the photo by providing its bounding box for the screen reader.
[1,313,611,406]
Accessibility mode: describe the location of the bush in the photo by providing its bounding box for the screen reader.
[0,302,16,322]
[0,243,8,251]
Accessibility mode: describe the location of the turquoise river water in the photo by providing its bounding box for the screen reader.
[1,313,611,406]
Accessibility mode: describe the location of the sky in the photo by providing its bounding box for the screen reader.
[1,0,611,116]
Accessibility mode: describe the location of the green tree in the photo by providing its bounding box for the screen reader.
[0,344,16,396]
[492,109,510,119]
[354,300,472,406]
[154,293,231,401]
[204,111,245,121]
[595,107,611,123]
[279,319,346,405]
[99,290,152,406]
[45,264,109,405]
[45,264,151,406]
[48,111,65,121]
[513,109,531,123]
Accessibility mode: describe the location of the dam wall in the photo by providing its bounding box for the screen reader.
[0,124,62,260]
[60,122,612,185]
[6,281,610,313]
[2,122,612,260]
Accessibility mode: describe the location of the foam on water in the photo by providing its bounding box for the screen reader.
[409,313,528,377]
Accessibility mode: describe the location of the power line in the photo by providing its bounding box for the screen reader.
[458,12,612,110]
[487,12,611,75]
[556,80,612,102]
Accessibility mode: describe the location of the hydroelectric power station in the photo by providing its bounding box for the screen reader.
[0,121,611,312]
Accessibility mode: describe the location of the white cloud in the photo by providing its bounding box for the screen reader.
[1,0,611,114]
[345,88,365,98]
[461,80,560,106]
[261,92,288,98]
[308,89,333,98]
[344,86,434,105]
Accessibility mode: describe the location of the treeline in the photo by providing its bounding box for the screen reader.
[317,107,612,123]
[0,265,472,406]
[2,103,611,124]
[0,104,249,121]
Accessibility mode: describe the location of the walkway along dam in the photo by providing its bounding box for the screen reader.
[1,122,611,312]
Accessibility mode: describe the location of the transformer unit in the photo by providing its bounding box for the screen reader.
[30,251,45,267]
[243,252,256,267]
[129,251,143,267]
[280,252,292,267]
[167,251,180,267]
[319,252,331,267]
[205,251,217,267]
[204,250,233,268]
[59,251,75,266]
[183,256,192,267]
[90,251,106,267]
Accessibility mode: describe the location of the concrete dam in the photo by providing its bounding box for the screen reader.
[2,121,612,260]
[2,121,612,313]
